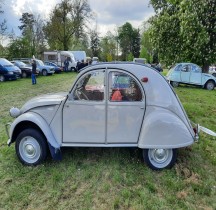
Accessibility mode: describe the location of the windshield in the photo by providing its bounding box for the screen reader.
[36,60,44,66]
[15,61,26,67]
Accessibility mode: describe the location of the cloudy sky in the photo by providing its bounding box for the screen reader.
[1,0,154,38]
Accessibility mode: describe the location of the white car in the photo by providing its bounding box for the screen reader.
[6,62,215,170]
[209,66,216,77]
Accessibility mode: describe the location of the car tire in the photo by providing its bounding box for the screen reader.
[143,149,177,170]
[205,80,215,90]
[0,75,5,82]
[71,67,76,72]
[22,71,27,78]
[42,70,48,76]
[15,128,48,166]
[170,81,179,87]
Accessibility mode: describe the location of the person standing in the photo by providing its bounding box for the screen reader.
[64,57,69,72]
[32,59,37,85]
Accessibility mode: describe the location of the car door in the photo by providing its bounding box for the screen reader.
[189,64,202,85]
[180,64,191,83]
[63,69,106,143]
[106,70,145,144]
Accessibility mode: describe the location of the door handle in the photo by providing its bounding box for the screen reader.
[140,107,144,109]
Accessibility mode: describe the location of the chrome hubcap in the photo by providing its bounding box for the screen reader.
[153,149,168,163]
[19,136,41,163]
[25,144,36,157]
[148,149,173,168]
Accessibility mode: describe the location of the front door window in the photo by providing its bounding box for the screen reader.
[73,71,105,101]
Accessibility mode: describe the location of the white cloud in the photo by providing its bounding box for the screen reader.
[1,0,154,45]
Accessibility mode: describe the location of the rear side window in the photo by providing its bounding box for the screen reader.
[109,71,142,102]
[191,64,201,73]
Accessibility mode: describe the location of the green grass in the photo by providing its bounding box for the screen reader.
[0,73,216,210]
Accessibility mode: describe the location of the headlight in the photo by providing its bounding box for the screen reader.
[8,72,14,75]
[10,107,21,118]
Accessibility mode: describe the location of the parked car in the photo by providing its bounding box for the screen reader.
[0,58,21,82]
[6,62,214,170]
[150,63,163,72]
[209,66,216,77]
[167,63,216,90]
[11,60,39,78]
[14,58,55,76]
[44,61,63,74]
[33,59,55,76]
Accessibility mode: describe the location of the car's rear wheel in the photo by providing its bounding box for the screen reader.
[170,81,179,87]
[15,128,48,166]
[205,80,215,90]
[0,75,5,82]
[42,70,48,76]
[22,71,27,78]
[143,149,177,170]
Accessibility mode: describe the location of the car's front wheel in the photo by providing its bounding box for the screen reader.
[170,81,179,88]
[205,80,215,90]
[143,149,177,170]
[42,70,48,76]
[0,75,5,82]
[22,71,27,78]
[15,128,48,166]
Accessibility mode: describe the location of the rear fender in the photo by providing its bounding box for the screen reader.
[138,107,195,149]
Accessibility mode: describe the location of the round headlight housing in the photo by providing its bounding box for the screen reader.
[10,107,21,118]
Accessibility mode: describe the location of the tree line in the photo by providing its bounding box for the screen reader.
[0,0,215,72]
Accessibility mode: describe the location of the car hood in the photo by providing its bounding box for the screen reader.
[21,92,68,113]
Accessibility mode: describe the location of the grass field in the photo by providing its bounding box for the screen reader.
[0,72,216,210]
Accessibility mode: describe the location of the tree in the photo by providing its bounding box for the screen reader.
[179,0,216,72]
[0,0,7,44]
[89,29,100,57]
[132,28,141,58]
[99,32,116,61]
[71,0,91,39]
[7,37,32,59]
[118,22,141,60]
[18,13,46,57]
[44,0,91,50]
[149,0,216,71]
[140,21,154,63]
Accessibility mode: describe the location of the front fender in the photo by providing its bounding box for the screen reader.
[9,112,60,149]
[138,106,195,149]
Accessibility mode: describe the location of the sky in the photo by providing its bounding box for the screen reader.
[1,0,155,45]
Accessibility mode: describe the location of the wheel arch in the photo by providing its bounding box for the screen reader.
[204,79,215,88]
[10,112,60,150]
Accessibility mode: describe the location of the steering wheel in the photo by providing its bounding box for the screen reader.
[75,87,89,100]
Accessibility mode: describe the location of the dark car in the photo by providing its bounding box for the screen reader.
[11,60,37,78]
[151,63,163,72]
[0,58,21,82]
[44,61,63,74]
